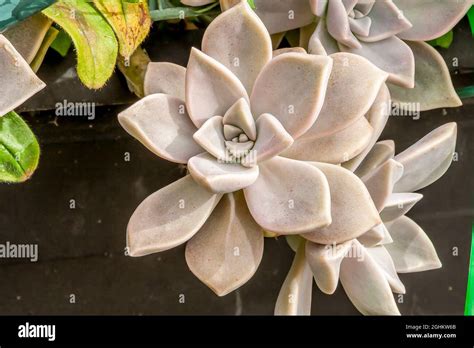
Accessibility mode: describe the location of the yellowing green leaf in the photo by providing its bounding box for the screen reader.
[0,112,40,183]
[43,0,118,89]
[93,0,151,59]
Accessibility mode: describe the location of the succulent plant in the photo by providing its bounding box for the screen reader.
[0,34,45,182]
[277,123,458,315]
[118,0,459,313]
[119,0,373,294]
[185,0,472,111]
[0,0,56,32]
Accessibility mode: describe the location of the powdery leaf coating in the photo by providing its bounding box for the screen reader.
[385,216,442,273]
[343,84,391,172]
[339,36,415,88]
[127,175,223,256]
[253,0,315,35]
[302,162,381,244]
[366,245,406,294]
[43,0,118,89]
[185,191,264,297]
[354,140,395,178]
[340,240,400,315]
[254,0,471,101]
[118,94,202,164]
[361,159,404,212]
[144,62,186,100]
[244,156,331,235]
[250,52,333,139]
[389,42,461,111]
[302,52,388,138]
[249,113,293,165]
[394,0,474,41]
[358,223,393,248]
[306,240,352,295]
[379,193,423,223]
[186,48,249,128]
[3,14,52,64]
[188,153,260,193]
[202,0,272,94]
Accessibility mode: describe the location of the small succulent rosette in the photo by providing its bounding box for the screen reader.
[210,0,471,111]
[277,122,457,315]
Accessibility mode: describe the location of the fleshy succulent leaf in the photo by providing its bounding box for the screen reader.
[252,0,314,35]
[244,156,331,235]
[250,53,333,139]
[385,216,442,273]
[306,240,352,295]
[127,175,223,256]
[3,14,52,64]
[393,123,457,193]
[302,163,381,245]
[0,34,46,116]
[186,48,249,128]
[394,0,473,41]
[201,0,272,95]
[0,0,56,32]
[340,240,400,315]
[275,240,313,315]
[144,62,186,100]
[93,0,151,59]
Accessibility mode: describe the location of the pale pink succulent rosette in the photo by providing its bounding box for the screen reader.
[206,0,472,111]
[277,122,458,315]
[0,34,46,116]
[118,0,397,297]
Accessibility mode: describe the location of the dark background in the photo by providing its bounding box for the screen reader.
[0,20,473,315]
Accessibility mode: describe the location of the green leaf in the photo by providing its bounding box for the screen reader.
[427,30,453,49]
[93,0,152,59]
[0,112,40,183]
[31,26,60,72]
[465,225,474,316]
[42,0,118,89]
[0,0,57,32]
[50,29,73,57]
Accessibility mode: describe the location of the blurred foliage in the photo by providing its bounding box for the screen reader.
[0,0,56,32]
